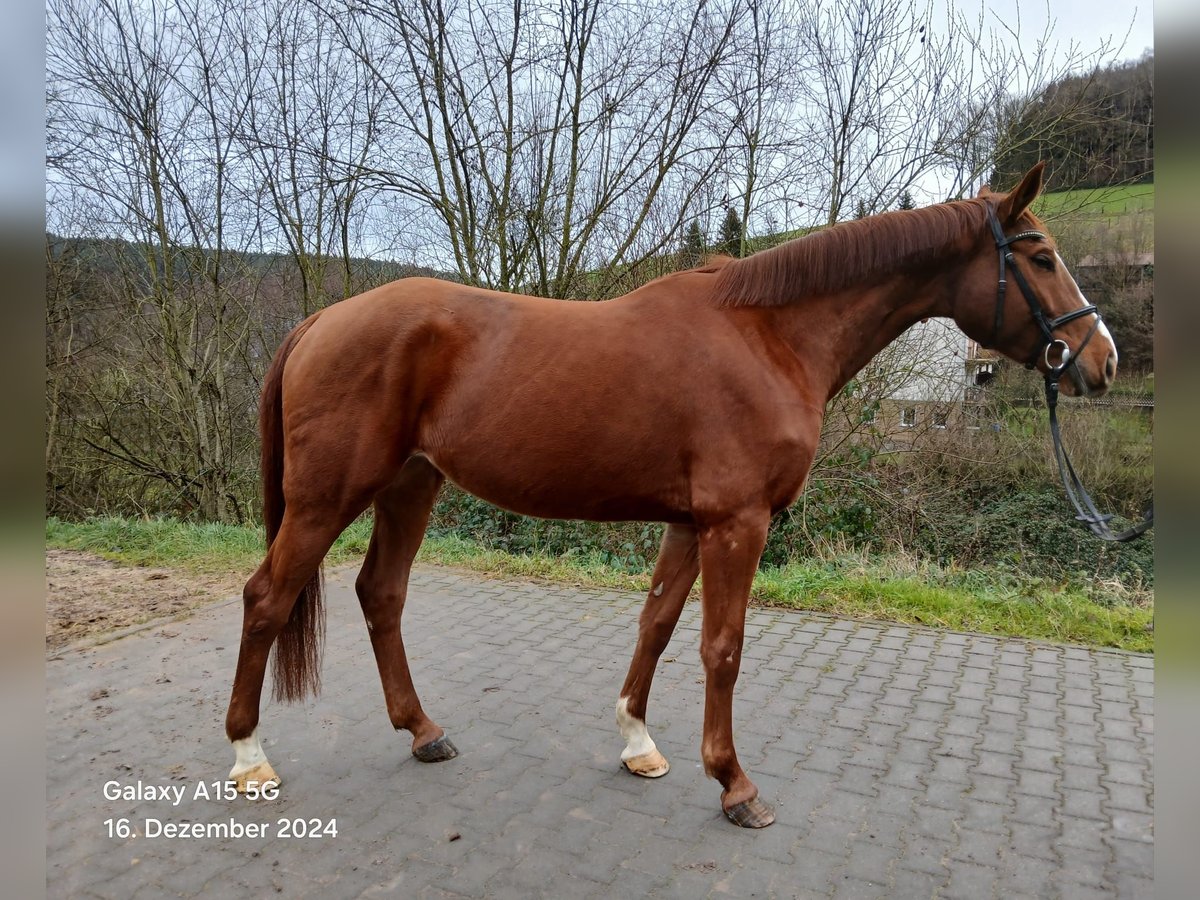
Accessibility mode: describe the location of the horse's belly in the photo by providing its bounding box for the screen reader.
[421,447,689,524]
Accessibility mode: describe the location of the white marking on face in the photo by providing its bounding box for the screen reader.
[230,728,269,778]
[652,582,664,597]
[1057,252,1116,359]
[616,696,657,761]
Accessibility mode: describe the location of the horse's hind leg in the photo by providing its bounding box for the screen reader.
[615,524,700,778]
[226,507,353,790]
[355,456,456,761]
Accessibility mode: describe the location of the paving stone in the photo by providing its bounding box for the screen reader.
[897,837,954,877]
[46,564,1152,898]
[1109,837,1154,875]
[940,859,998,899]
[1104,781,1152,814]
[1008,821,1060,861]
[890,866,944,898]
[958,798,1009,835]
[830,874,890,900]
[995,853,1059,897]
[1112,871,1154,900]
[1055,844,1112,887]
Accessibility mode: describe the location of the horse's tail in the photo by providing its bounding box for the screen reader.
[261,313,325,704]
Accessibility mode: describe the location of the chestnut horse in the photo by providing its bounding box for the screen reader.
[225,163,1117,827]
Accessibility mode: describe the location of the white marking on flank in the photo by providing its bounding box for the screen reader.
[230,729,269,778]
[616,697,657,761]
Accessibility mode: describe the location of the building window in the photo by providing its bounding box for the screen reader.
[933,408,948,429]
[900,407,916,428]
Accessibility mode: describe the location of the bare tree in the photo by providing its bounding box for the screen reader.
[713,0,808,255]
[791,0,1126,223]
[232,0,387,314]
[44,0,1147,527]
[321,0,748,296]
[47,0,264,521]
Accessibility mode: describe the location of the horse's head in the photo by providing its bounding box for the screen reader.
[956,163,1118,397]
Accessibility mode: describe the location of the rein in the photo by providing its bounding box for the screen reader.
[985,206,1153,543]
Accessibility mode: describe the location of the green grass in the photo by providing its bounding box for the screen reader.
[46,516,1153,653]
[753,556,1152,653]
[1035,184,1154,219]
[1105,371,1154,399]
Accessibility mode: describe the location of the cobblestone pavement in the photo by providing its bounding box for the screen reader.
[47,564,1153,899]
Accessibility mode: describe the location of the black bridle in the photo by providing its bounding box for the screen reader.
[985,205,1153,543]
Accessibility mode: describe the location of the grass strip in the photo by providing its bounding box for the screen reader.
[46,516,1152,653]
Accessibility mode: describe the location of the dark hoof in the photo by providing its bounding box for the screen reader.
[723,794,775,828]
[412,734,459,763]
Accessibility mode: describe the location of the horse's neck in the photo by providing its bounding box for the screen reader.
[770,274,955,403]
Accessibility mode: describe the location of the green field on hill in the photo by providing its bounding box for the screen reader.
[1034,184,1154,219]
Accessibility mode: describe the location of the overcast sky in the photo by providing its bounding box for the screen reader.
[23,0,1155,232]
[987,0,1152,64]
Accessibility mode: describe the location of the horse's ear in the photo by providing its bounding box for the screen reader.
[976,183,990,197]
[997,162,1045,225]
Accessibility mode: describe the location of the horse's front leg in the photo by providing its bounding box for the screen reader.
[697,510,774,827]
[615,524,700,777]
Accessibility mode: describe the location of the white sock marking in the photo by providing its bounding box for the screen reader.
[616,697,657,761]
[230,728,269,778]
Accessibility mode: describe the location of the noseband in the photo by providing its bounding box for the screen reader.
[985,206,1152,543]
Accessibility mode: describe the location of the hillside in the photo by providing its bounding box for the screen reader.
[1034,183,1154,220]
[992,52,1153,193]
[45,233,455,295]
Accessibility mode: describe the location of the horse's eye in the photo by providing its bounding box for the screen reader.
[1033,255,1055,271]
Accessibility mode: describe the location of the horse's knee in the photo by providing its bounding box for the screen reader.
[700,632,743,677]
[355,582,405,629]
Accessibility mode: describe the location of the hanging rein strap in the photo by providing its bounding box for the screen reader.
[985,206,1153,543]
[1045,378,1154,541]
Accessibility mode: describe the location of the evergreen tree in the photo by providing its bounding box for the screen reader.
[681,219,706,266]
[854,199,869,219]
[896,190,916,210]
[719,207,744,257]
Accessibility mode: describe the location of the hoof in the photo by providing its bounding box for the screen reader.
[622,748,670,778]
[232,761,281,794]
[723,794,775,828]
[413,734,459,763]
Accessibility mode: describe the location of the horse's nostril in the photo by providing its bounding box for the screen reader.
[1105,354,1117,381]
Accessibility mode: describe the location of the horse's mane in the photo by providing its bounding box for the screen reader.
[709,198,990,307]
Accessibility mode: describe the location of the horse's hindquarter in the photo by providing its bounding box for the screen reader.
[284,278,821,523]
